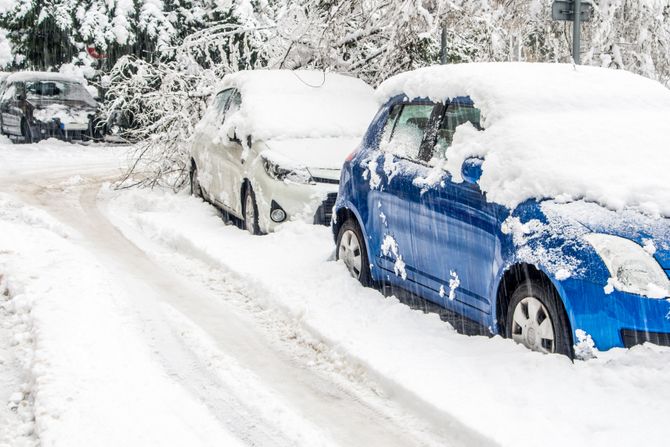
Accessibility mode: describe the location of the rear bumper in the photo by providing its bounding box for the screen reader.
[33,119,90,140]
[313,193,337,226]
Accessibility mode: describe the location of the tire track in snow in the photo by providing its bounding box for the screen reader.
[9,174,494,446]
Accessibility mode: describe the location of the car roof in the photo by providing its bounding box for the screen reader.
[377,62,670,113]
[377,62,670,217]
[211,69,379,141]
[6,71,85,84]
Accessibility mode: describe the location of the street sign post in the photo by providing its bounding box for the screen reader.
[552,0,593,21]
[552,0,593,65]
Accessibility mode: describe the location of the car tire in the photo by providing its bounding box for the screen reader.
[336,218,372,287]
[21,120,34,144]
[505,281,573,357]
[243,185,261,235]
[190,162,204,199]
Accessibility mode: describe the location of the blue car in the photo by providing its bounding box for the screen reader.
[333,63,670,357]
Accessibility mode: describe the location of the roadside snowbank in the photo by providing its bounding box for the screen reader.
[104,187,670,447]
[0,141,126,178]
[377,63,670,216]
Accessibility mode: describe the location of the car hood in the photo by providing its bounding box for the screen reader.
[261,137,361,171]
[540,200,670,270]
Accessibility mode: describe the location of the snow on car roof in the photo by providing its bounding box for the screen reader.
[378,62,670,217]
[6,71,85,84]
[217,69,378,141]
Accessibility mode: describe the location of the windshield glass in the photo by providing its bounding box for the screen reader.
[24,80,96,107]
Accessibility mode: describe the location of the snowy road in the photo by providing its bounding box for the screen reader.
[3,141,670,447]
[0,142,488,446]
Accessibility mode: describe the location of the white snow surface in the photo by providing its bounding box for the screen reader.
[4,142,670,447]
[377,62,670,217]
[261,136,361,170]
[217,70,378,141]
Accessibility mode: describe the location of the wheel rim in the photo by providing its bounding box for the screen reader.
[245,193,255,234]
[511,296,556,353]
[338,229,363,279]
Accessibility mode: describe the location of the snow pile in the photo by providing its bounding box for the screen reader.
[377,62,670,217]
[216,70,378,141]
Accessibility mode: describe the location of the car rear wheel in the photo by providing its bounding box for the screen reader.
[336,218,372,287]
[190,163,203,199]
[505,282,572,357]
[243,185,261,235]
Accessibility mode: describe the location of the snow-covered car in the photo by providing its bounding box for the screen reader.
[333,62,670,357]
[0,71,98,142]
[189,70,378,234]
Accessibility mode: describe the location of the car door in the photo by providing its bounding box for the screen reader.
[0,83,22,135]
[369,100,440,290]
[215,90,246,215]
[194,89,234,202]
[408,98,504,320]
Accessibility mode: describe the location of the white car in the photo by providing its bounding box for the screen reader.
[189,70,378,234]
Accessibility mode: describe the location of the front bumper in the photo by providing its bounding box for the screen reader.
[560,277,670,350]
[253,176,340,233]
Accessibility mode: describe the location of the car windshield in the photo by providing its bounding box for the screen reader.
[24,80,96,107]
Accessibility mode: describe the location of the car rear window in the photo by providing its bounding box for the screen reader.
[25,80,96,107]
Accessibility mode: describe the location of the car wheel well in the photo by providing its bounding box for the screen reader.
[333,208,357,240]
[495,263,570,337]
[240,179,251,205]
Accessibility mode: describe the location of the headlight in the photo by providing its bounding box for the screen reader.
[261,156,313,184]
[584,233,670,298]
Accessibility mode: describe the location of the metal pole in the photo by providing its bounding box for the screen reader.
[572,0,582,64]
[440,23,448,64]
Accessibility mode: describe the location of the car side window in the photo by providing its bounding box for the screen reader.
[433,100,482,160]
[385,103,435,160]
[227,90,241,115]
[2,84,15,102]
[213,89,234,123]
[380,104,402,144]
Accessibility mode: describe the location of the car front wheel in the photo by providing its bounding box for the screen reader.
[21,120,34,144]
[243,185,261,235]
[505,282,572,357]
[336,218,372,286]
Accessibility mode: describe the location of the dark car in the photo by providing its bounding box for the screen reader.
[0,72,99,143]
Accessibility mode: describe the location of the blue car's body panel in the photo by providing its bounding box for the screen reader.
[334,94,670,351]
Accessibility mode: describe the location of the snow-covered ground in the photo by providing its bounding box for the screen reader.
[2,141,670,446]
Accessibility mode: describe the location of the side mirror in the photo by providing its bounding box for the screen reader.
[227,126,241,144]
[461,157,483,184]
